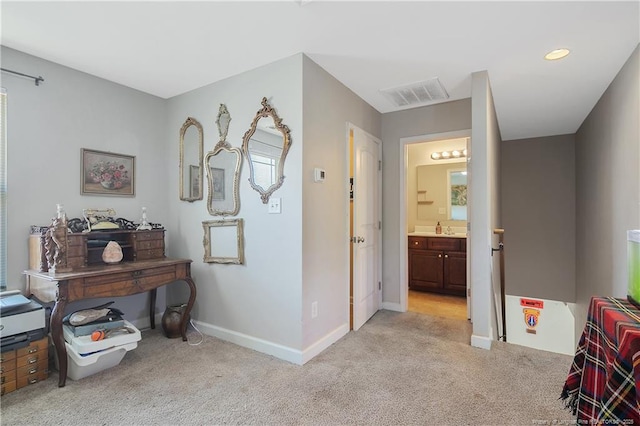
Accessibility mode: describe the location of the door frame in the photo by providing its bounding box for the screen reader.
[347,122,383,329]
[399,129,472,313]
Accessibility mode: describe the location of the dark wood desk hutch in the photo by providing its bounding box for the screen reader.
[25,224,196,388]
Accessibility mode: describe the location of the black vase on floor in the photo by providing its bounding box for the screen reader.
[161,304,189,338]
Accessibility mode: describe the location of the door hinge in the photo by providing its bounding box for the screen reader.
[378,281,382,290]
[378,221,381,230]
[378,160,382,171]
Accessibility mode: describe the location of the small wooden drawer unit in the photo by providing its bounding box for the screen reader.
[1,337,49,396]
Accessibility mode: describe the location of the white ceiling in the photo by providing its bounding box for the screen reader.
[1,1,638,141]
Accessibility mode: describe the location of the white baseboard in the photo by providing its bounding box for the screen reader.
[471,334,492,350]
[381,302,403,312]
[191,320,350,365]
[301,323,349,364]
[194,320,304,364]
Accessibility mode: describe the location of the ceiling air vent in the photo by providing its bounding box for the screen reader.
[381,78,449,107]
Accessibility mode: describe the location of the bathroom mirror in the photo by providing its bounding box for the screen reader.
[416,162,467,222]
[242,97,292,204]
[206,104,241,216]
[179,117,204,202]
[202,219,244,264]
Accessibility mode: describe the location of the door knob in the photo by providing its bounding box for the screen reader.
[357,236,365,243]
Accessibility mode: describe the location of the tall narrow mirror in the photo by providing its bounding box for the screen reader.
[447,168,468,221]
[242,97,292,204]
[179,117,204,202]
[206,104,242,216]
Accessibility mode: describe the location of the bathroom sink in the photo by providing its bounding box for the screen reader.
[408,231,466,238]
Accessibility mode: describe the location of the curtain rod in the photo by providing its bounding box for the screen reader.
[1,68,44,86]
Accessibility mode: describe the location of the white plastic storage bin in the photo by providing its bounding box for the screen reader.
[65,340,138,380]
[62,320,141,380]
[63,320,141,354]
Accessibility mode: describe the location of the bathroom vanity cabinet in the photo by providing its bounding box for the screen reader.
[408,236,466,296]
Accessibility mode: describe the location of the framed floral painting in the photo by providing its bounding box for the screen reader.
[81,148,135,196]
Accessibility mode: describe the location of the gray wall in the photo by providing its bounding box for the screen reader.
[470,70,502,346]
[380,99,471,306]
[301,56,381,349]
[575,45,639,332]
[166,54,305,354]
[1,46,169,324]
[501,134,576,302]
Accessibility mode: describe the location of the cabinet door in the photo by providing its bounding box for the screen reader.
[444,251,466,295]
[409,250,443,291]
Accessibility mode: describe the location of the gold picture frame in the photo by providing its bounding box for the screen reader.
[81,148,135,196]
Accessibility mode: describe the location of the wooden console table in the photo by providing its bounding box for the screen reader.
[24,258,196,387]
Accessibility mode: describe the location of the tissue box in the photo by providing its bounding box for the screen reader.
[628,230,640,307]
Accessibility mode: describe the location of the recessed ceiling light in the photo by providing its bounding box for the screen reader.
[544,48,570,61]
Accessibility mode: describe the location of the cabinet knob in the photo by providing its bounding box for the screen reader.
[438,254,442,258]
[445,254,449,258]
[414,241,418,245]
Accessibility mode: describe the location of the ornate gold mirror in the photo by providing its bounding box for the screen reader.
[242,97,292,204]
[179,117,204,202]
[206,104,242,216]
[202,219,244,264]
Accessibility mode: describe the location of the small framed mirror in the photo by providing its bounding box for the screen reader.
[242,97,292,204]
[179,117,204,202]
[206,105,242,216]
[202,219,244,264]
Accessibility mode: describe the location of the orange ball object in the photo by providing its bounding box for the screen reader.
[91,330,106,341]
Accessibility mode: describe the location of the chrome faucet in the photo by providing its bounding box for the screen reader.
[446,226,453,235]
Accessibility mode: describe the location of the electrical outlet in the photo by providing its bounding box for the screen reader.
[311,301,318,319]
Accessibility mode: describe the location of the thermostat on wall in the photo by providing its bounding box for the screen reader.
[314,168,326,183]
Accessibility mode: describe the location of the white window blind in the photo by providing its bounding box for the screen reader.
[0,88,6,290]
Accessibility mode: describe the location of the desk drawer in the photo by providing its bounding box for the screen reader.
[1,369,16,385]
[16,337,48,358]
[17,369,48,389]
[133,231,164,242]
[17,358,47,377]
[134,248,165,261]
[0,351,16,365]
[1,380,16,395]
[82,265,177,297]
[135,240,164,250]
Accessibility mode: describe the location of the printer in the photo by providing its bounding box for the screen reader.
[0,290,46,352]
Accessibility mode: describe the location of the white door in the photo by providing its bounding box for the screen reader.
[352,125,381,330]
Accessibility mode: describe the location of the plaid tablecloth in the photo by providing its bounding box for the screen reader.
[561,296,640,424]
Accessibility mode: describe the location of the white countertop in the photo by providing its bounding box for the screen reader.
[408,232,467,239]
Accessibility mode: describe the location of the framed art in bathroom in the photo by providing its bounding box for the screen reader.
[81,148,135,196]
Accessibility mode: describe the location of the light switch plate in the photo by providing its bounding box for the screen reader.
[268,198,281,214]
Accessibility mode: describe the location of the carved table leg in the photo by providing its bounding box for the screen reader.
[149,288,157,329]
[51,297,68,387]
[180,277,197,342]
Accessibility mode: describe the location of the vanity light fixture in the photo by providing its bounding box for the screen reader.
[544,48,570,61]
[431,148,467,160]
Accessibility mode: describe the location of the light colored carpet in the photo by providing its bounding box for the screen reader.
[0,310,576,425]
